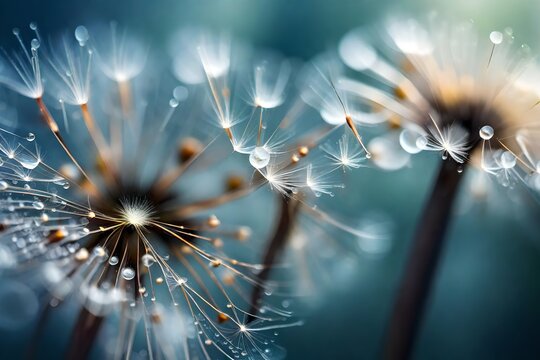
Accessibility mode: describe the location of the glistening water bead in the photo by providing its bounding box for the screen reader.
[479,125,494,140]
[121,267,136,280]
[501,151,516,169]
[141,254,155,267]
[249,146,271,169]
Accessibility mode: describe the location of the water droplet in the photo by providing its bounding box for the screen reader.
[490,31,503,45]
[479,125,494,140]
[415,136,428,150]
[15,152,40,170]
[169,98,179,108]
[92,246,108,261]
[365,152,372,159]
[74,26,89,46]
[32,201,44,210]
[249,147,270,169]
[108,256,119,266]
[399,128,425,154]
[501,151,516,169]
[0,181,8,190]
[26,133,35,142]
[173,86,188,101]
[29,22,37,30]
[457,166,463,174]
[141,254,155,267]
[12,28,20,36]
[121,267,136,280]
[442,152,448,160]
[30,38,40,50]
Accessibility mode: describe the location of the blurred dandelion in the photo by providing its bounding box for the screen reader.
[336,14,540,358]
[0,22,381,359]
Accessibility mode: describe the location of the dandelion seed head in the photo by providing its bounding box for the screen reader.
[119,198,153,227]
[337,14,540,189]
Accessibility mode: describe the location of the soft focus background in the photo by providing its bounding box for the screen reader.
[1,0,540,359]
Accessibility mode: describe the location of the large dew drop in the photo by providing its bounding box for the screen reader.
[121,267,136,280]
[479,125,494,140]
[500,151,516,169]
[249,147,271,169]
[74,26,89,46]
[141,254,156,267]
[15,147,40,170]
[490,31,503,45]
[399,128,425,154]
[32,201,44,210]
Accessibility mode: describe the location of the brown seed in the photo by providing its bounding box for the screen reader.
[388,115,401,129]
[47,229,67,244]
[235,227,251,241]
[217,313,229,323]
[213,238,224,248]
[207,215,220,228]
[394,85,407,100]
[298,146,309,157]
[178,137,203,163]
[210,259,221,268]
[226,175,245,191]
[151,312,162,324]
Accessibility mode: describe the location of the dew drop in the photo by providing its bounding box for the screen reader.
[26,133,35,142]
[442,152,448,160]
[108,256,119,266]
[141,254,155,267]
[92,246,108,261]
[490,31,503,45]
[0,181,8,190]
[399,128,425,154]
[29,22,37,31]
[457,166,463,174]
[249,147,270,169]
[479,125,494,140]
[121,267,136,280]
[16,153,40,170]
[12,28,20,36]
[169,98,179,108]
[501,151,516,169]
[74,26,89,46]
[32,201,44,210]
[173,86,188,101]
[415,136,428,150]
[30,38,40,50]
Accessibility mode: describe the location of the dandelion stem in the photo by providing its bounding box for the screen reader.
[248,196,301,322]
[35,97,99,194]
[65,308,104,360]
[383,158,464,360]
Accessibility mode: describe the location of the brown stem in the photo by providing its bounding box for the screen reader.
[247,196,301,322]
[65,308,104,360]
[382,158,464,359]
[26,299,55,359]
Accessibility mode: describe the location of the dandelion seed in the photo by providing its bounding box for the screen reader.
[0,23,369,359]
